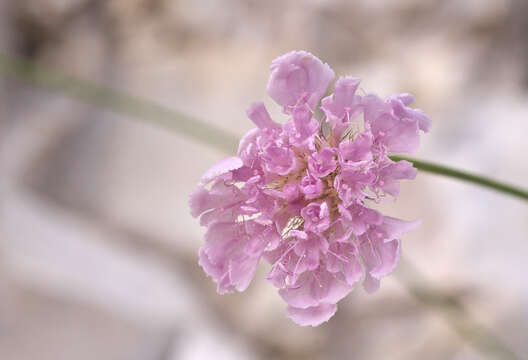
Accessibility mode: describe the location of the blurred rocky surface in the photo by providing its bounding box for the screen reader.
[1,0,528,359]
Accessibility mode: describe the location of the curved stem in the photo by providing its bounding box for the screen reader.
[391,155,528,201]
[0,52,239,154]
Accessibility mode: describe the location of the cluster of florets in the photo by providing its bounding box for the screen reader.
[190,51,431,326]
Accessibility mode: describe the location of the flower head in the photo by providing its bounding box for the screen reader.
[190,51,430,326]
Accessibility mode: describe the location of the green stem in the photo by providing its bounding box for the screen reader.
[391,155,528,201]
[0,52,239,154]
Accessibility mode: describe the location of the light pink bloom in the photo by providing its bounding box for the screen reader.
[262,142,299,175]
[190,50,430,326]
[300,171,324,200]
[284,105,319,147]
[308,147,338,178]
[338,203,382,236]
[301,202,331,233]
[338,132,373,165]
[334,167,375,206]
[362,93,431,154]
[321,77,362,139]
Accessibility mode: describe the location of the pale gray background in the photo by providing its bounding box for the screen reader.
[1,0,527,359]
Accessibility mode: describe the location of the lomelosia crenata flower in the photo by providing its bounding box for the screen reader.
[190,51,431,326]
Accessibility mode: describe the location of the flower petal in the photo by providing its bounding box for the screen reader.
[267,50,334,113]
[286,303,337,326]
[200,156,244,185]
[247,102,281,130]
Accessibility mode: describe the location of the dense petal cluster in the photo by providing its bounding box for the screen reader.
[190,51,430,326]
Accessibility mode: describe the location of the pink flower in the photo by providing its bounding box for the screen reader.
[338,203,382,236]
[301,201,331,233]
[338,132,373,165]
[334,167,375,206]
[284,105,319,147]
[300,171,324,200]
[308,147,337,178]
[362,93,431,154]
[321,77,362,140]
[190,51,430,326]
[262,142,299,175]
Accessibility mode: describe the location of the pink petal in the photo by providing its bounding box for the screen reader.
[363,274,380,293]
[338,132,373,164]
[314,271,353,304]
[267,50,334,113]
[279,282,319,309]
[376,160,417,197]
[321,76,362,138]
[300,172,324,199]
[380,217,421,242]
[308,147,337,178]
[369,239,401,279]
[246,102,281,130]
[286,303,337,326]
[359,236,400,291]
[200,156,244,185]
[199,221,268,294]
[189,187,210,218]
[188,180,245,220]
[285,105,319,146]
[262,142,299,175]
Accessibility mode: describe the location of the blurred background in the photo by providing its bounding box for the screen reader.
[1,0,528,359]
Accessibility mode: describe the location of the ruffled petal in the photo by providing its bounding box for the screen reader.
[199,221,272,294]
[284,105,319,147]
[338,132,373,164]
[267,50,335,113]
[189,180,245,219]
[360,238,401,280]
[262,142,299,175]
[247,102,281,130]
[278,274,320,309]
[375,160,417,197]
[279,268,351,310]
[300,172,324,199]
[363,94,429,154]
[379,216,421,242]
[338,204,383,236]
[200,157,244,186]
[321,76,362,139]
[286,303,337,326]
[308,147,337,178]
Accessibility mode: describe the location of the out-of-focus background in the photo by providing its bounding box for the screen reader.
[1,0,528,359]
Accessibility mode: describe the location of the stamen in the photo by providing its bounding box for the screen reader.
[281,216,304,239]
